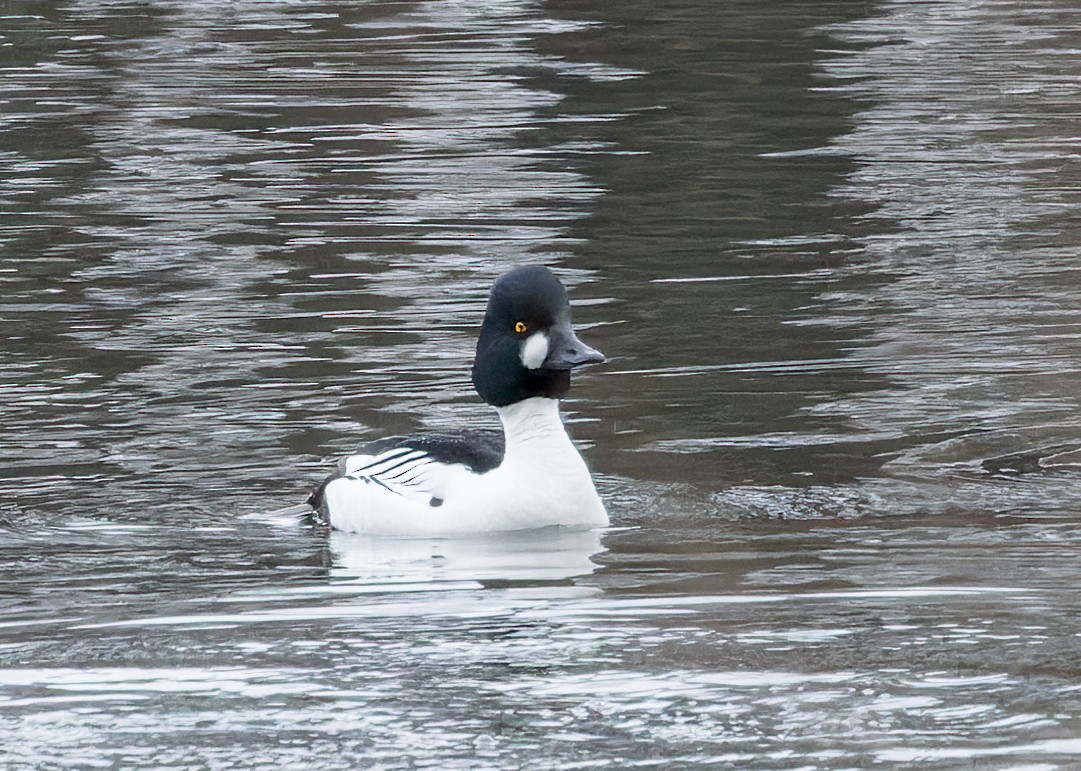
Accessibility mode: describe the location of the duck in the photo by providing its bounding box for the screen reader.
[308,265,609,536]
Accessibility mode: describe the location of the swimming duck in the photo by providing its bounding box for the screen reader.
[308,265,609,535]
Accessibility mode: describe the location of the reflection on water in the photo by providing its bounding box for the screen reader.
[4,0,1081,767]
[328,527,605,586]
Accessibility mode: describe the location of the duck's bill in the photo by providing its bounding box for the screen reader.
[543,326,605,370]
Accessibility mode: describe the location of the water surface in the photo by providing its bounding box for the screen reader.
[4,0,1081,767]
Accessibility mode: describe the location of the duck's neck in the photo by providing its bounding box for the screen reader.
[496,397,574,456]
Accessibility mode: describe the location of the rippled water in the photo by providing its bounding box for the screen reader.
[5,0,1081,767]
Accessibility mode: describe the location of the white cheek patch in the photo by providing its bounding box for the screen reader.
[520,332,549,370]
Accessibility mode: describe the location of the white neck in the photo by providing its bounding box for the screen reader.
[495,397,571,454]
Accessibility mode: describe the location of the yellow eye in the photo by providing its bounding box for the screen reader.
[514,321,528,334]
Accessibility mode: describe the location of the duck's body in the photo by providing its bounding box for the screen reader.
[313,397,606,535]
[309,266,608,535]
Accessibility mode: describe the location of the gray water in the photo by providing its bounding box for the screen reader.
[4,0,1081,767]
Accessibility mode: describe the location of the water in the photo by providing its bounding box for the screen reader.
[4,0,1081,767]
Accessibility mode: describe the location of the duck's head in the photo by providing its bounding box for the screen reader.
[471,265,605,407]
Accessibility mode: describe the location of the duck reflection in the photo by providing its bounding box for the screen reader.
[324,526,607,588]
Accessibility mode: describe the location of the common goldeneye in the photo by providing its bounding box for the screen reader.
[308,265,609,535]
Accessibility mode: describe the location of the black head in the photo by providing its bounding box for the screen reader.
[471,265,604,407]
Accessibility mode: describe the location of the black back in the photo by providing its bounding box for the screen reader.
[360,429,505,473]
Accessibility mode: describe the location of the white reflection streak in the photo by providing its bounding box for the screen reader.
[877,737,1081,763]
[66,583,1028,630]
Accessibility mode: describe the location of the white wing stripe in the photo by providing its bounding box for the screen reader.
[393,468,437,487]
[358,449,429,477]
[383,462,434,483]
[338,444,475,505]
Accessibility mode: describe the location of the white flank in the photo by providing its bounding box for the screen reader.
[520,332,549,370]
